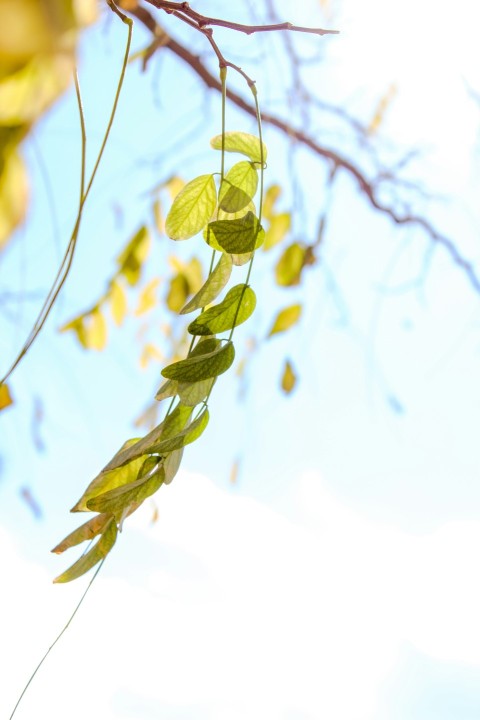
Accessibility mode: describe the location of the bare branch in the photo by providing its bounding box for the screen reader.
[123,1,480,293]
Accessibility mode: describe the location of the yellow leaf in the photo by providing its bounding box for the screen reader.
[59,316,88,348]
[281,360,297,394]
[153,198,163,234]
[109,279,128,326]
[264,212,291,251]
[268,304,302,337]
[262,184,282,221]
[117,226,151,286]
[166,273,189,313]
[368,83,397,135]
[0,150,28,249]
[166,176,185,201]
[0,383,13,412]
[135,278,160,316]
[139,343,163,369]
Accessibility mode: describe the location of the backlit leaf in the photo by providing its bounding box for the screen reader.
[281,359,297,394]
[166,273,189,313]
[53,517,117,583]
[165,174,217,240]
[164,448,184,485]
[162,341,235,382]
[188,285,256,336]
[155,378,178,401]
[135,278,160,316]
[178,377,215,405]
[219,161,258,212]
[52,513,113,554]
[139,343,163,369]
[0,150,28,249]
[264,212,291,250]
[275,242,308,286]
[87,459,165,517]
[84,309,107,351]
[117,225,150,286]
[149,408,209,454]
[210,131,267,165]
[102,404,193,472]
[109,279,127,326]
[0,383,13,412]
[180,254,233,314]
[262,184,282,221]
[72,440,146,512]
[207,212,264,254]
[268,304,302,337]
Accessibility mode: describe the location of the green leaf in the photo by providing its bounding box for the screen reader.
[177,377,215,406]
[52,513,113,554]
[188,285,256,336]
[210,131,267,165]
[275,242,307,286]
[87,459,165,517]
[281,359,297,394]
[117,226,150,286]
[164,448,184,485]
[166,273,189,313]
[155,378,178,402]
[165,174,217,240]
[149,407,209,454]
[71,440,146,512]
[162,341,235,382]
[180,254,233,315]
[264,212,291,251]
[219,161,258,212]
[101,404,193,473]
[268,304,302,337]
[53,518,117,584]
[207,212,264,254]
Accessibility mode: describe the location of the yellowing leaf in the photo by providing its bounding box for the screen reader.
[53,517,117,583]
[0,150,28,249]
[165,175,185,201]
[109,279,128,326]
[84,309,107,351]
[281,359,297,394]
[268,304,302,337]
[264,212,291,251]
[166,273,189,313]
[59,316,88,348]
[165,174,217,240]
[210,132,267,165]
[139,342,163,369]
[135,278,160,316]
[0,383,13,412]
[262,184,282,221]
[117,226,151,286]
[52,513,113,554]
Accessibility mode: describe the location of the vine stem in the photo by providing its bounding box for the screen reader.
[8,560,105,720]
[0,1,133,386]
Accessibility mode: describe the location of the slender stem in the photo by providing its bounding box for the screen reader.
[8,561,105,720]
[0,6,133,385]
[74,69,87,203]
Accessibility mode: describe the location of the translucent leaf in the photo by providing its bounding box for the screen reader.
[268,304,302,337]
[275,242,307,286]
[84,309,107,351]
[155,378,178,402]
[178,377,215,406]
[87,459,165,517]
[169,256,203,294]
[52,513,113,554]
[262,184,282,221]
[164,448,184,485]
[281,360,297,394]
[210,131,267,165]
[219,161,258,213]
[72,440,146,512]
[153,198,163,233]
[117,226,151,286]
[102,405,193,472]
[165,174,217,240]
[139,343,163,369]
[207,212,265,254]
[135,278,160,316]
[188,285,256,336]
[264,212,291,251]
[162,341,235,382]
[53,518,117,583]
[59,316,88,348]
[231,251,254,267]
[0,383,13,412]
[0,150,28,249]
[149,408,209,454]
[180,254,233,314]
[166,273,189,313]
[109,279,128,326]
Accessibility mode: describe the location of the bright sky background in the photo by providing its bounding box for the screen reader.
[2,0,480,718]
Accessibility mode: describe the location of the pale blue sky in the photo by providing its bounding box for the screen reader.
[1,1,480,718]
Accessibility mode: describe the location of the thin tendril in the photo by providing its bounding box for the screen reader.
[8,560,105,720]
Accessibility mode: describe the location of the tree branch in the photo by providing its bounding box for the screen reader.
[122,1,480,293]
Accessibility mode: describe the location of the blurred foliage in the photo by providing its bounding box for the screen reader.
[0,0,97,247]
